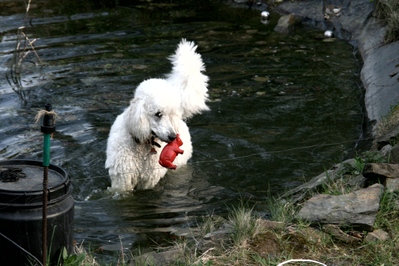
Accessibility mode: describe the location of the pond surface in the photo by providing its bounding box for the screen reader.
[0,0,365,262]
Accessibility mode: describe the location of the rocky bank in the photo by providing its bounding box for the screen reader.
[227,0,399,232]
[273,0,399,234]
[275,0,399,127]
[131,1,399,264]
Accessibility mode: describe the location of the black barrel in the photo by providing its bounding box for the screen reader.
[0,160,74,265]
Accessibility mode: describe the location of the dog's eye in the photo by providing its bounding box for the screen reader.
[155,111,163,118]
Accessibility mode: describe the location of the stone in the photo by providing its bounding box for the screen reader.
[322,224,362,243]
[297,184,384,231]
[347,174,367,189]
[386,178,399,193]
[275,0,324,23]
[198,224,233,253]
[258,220,285,231]
[276,0,374,39]
[274,14,301,34]
[389,144,399,164]
[373,116,399,149]
[280,159,356,203]
[362,40,399,123]
[362,163,399,183]
[379,144,393,157]
[130,248,184,266]
[364,229,389,243]
[275,0,399,124]
[286,225,326,245]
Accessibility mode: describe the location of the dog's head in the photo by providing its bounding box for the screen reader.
[125,79,182,144]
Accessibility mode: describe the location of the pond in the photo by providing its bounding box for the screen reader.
[0,0,365,262]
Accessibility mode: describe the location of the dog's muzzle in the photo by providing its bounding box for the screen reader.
[151,131,176,143]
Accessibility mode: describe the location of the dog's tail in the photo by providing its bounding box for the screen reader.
[167,39,209,119]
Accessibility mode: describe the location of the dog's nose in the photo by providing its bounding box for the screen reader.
[168,133,176,142]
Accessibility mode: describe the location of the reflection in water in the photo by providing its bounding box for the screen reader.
[0,1,364,261]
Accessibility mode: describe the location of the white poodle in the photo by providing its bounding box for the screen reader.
[105,39,209,191]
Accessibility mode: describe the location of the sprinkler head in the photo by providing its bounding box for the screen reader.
[41,103,56,134]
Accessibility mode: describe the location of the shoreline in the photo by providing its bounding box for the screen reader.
[272,0,399,131]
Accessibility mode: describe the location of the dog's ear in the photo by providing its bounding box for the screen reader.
[125,98,150,143]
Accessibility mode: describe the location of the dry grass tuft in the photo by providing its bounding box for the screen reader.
[375,0,399,43]
[373,103,399,139]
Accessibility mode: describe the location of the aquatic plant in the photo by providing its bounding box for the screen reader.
[6,0,44,105]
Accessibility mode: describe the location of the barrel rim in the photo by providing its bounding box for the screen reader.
[0,159,71,206]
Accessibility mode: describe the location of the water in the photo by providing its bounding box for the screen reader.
[0,1,364,261]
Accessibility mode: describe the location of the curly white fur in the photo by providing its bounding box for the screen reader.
[105,39,209,191]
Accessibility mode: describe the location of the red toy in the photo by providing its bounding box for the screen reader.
[159,134,184,170]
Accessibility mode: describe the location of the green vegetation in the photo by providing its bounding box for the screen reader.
[320,151,386,196]
[56,104,398,265]
[15,0,398,265]
[227,201,263,247]
[374,103,399,139]
[59,162,399,265]
[374,0,399,43]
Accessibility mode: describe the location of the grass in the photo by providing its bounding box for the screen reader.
[61,242,100,266]
[227,200,263,247]
[373,103,399,139]
[374,0,399,44]
[349,192,399,265]
[11,0,399,265]
[55,147,399,265]
[320,151,387,196]
[61,180,399,265]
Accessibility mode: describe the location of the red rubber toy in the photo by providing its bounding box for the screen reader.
[159,134,184,170]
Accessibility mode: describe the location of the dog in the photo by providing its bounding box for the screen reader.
[105,39,209,191]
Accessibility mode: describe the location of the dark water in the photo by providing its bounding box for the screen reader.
[0,1,364,261]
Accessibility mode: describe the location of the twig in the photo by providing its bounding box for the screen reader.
[0,232,43,266]
[118,235,125,265]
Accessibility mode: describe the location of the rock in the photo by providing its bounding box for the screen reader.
[347,174,367,189]
[258,220,285,231]
[362,40,399,124]
[379,144,393,157]
[388,145,399,164]
[373,122,399,150]
[297,184,384,231]
[285,225,326,246]
[198,224,233,253]
[362,163,399,183]
[364,229,389,243]
[275,0,324,23]
[130,248,184,266]
[386,178,399,193]
[322,224,362,243]
[197,219,285,255]
[280,159,356,203]
[274,14,301,34]
[275,0,399,125]
[276,0,374,39]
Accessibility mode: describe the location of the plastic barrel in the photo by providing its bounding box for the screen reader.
[0,160,74,265]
